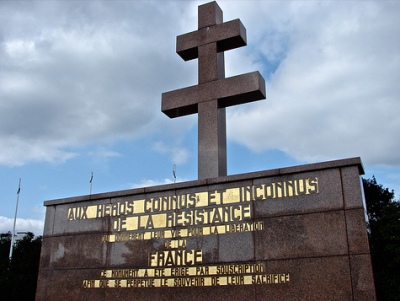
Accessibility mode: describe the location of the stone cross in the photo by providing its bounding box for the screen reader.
[162,1,266,179]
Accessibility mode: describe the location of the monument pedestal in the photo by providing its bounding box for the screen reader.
[36,157,376,300]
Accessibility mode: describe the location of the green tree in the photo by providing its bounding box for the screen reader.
[363,177,400,301]
[0,232,11,270]
[0,232,42,301]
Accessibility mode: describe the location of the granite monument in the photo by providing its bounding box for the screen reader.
[35,2,376,300]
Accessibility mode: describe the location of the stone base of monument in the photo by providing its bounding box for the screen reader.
[35,157,376,300]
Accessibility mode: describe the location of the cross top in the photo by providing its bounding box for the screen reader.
[162,1,266,179]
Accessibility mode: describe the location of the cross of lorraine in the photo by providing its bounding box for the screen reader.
[162,1,266,180]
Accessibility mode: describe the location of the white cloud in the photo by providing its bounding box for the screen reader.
[0,1,195,167]
[227,1,400,166]
[0,0,399,170]
[130,167,191,188]
[132,178,179,189]
[153,141,190,165]
[0,216,44,236]
[0,137,76,166]
[88,149,121,159]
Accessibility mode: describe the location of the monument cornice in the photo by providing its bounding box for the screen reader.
[44,157,364,206]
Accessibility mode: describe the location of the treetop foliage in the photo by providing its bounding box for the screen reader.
[363,176,400,301]
[0,232,42,301]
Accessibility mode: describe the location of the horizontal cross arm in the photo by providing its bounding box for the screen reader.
[162,71,266,118]
[176,19,246,61]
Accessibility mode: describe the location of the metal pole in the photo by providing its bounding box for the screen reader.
[90,172,93,195]
[9,178,21,260]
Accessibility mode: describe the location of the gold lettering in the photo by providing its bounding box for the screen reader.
[67,206,88,220]
[149,249,202,267]
[227,275,244,285]
[113,217,126,232]
[196,266,209,275]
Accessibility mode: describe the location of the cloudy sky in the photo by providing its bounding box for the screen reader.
[1,0,399,235]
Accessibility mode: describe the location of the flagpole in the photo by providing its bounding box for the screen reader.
[89,172,93,195]
[9,178,21,261]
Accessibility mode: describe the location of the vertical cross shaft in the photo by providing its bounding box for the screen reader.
[197,2,227,179]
